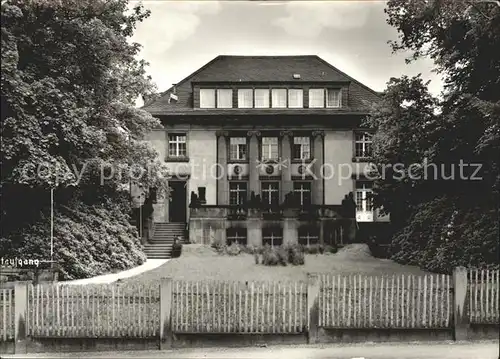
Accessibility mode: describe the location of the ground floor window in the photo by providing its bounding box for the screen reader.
[293,181,312,206]
[261,181,280,206]
[355,182,373,212]
[298,226,320,246]
[226,228,247,246]
[262,227,283,247]
[229,181,247,205]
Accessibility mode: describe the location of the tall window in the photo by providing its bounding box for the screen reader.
[226,228,247,245]
[200,89,215,108]
[254,89,270,108]
[293,136,311,160]
[308,89,324,108]
[261,137,279,161]
[238,89,253,108]
[288,89,303,108]
[298,227,319,246]
[355,182,373,212]
[355,132,373,158]
[261,182,280,206]
[293,181,312,206]
[262,228,283,247]
[229,137,247,160]
[229,182,247,205]
[168,134,187,157]
[327,89,341,108]
[271,89,287,108]
[217,89,233,108]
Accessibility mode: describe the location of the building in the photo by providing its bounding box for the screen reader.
[139,55,389,257]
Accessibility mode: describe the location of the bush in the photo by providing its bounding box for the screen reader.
[276,246,288,266]
[287,244,305,265]
[324,244,338,254]
[303,244,320,254]
[226,242,241,256]
[261,245,279,266]
[211,237,226,254]
[254,253,260,264]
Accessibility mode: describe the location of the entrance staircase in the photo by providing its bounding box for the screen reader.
[143,222,186,259]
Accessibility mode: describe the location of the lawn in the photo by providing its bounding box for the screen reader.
[125,244,430,284]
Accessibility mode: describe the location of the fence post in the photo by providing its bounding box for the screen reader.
[452,266,469,341]
[307,273,320,344]
[14,281,29,354]
[159,277,173,350]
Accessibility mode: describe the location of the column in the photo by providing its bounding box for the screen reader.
[247,130,261,199]
[280,130,293,202]
[312,130,325,205]
[216,131,228,205]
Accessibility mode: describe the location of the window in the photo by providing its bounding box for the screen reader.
[308,89,324,108]
[226,228,247,246]
[355,182,373,212]
[254,89,270,108]
[327,89,341,108]
[229,137,247,161]
[293,181,312,207]
[168,134,187,157]
[261,182,280,206]
[197,187,206,204]
[355,132,373,158]
[238,89,253,108]
[200,89,215,108]
[261,137,279,161]
[262,228,283,247]
[293,136,311,160]
[229,182,247,205]
[298,227,319,246]
[271,89,287,108]
[288,89,303,108]
[217,89,233,108]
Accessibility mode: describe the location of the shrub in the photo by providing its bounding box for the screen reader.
[254,252,260,264]
[276,246,288,266]
[226,242,241,256]
[303,244,320,254]
[287,244,305,265]
[261,245,279,266]
[211,237,226,254]
[324,244,338,254]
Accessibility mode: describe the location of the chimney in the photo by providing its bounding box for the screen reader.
[172,84,177,94]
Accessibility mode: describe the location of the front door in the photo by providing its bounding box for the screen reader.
[168,181,187,223]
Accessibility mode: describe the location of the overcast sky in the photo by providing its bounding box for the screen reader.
[130,0,443,96]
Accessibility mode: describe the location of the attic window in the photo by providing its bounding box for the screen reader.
[293,74,301,79]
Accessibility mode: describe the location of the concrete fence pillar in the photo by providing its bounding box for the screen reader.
[453,266,469,341]
[307,273,320,344]
[160,277,173,349]
[14,281,29,354]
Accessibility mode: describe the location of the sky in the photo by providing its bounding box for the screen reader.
[129,0,444,98]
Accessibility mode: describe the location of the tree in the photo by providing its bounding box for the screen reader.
[365,0,499,272]
[1,0,169,279]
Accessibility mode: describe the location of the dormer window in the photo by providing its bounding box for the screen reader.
[200,89,215,108]
[271,89,287,108]
[308,89,324,108]
[327,89,341,108]
[288,89,303,108]
[217,89,233,108]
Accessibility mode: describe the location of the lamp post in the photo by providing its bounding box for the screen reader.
[50,187,54,267]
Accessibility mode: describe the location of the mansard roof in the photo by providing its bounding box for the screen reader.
[143,55,380,115]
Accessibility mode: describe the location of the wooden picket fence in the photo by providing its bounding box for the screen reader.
[318,274,452,328]
[1,268,499,347]
[172,280,307,333]
[0,288,15,341]
[468,269,500,324]
[26,283,160,337]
